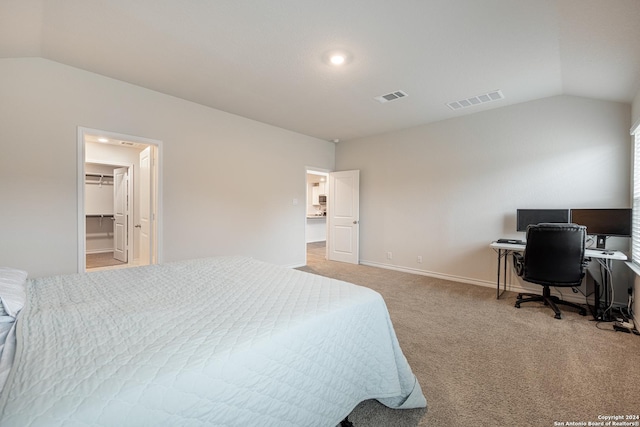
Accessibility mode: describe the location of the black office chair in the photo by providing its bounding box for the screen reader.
[513,223,588,319]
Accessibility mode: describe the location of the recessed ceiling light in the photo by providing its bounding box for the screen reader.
[323,50,352,66]
[330,55,345,65]
[98,138,109,143]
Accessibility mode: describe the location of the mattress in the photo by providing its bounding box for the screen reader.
[0,257,426,426]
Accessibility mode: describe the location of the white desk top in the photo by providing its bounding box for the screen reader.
[490,241,627,261]
[489,242,526,251]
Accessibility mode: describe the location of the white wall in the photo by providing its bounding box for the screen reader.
[336,95,632,300]
[0,57,335,277]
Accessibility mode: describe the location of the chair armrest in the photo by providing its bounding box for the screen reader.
[512,252,524,276]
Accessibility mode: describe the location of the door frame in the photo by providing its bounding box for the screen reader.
[77,127,163,272]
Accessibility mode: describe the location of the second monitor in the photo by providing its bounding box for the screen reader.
[516,209,570,232]
[570,208,631,249]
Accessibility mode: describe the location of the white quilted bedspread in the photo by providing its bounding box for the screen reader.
[0,257,426,426]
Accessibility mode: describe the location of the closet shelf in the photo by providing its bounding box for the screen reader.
[85,173,114,186]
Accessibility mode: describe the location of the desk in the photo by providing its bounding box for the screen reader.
[489,241,627,300]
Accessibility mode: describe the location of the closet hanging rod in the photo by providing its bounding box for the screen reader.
[85,173,114,178]
[86,214,114,218]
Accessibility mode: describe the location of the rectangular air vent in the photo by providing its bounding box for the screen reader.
[374,90,409,104]
[447,90,504,111]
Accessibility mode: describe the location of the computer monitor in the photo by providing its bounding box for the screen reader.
[569,208,632,248]
[516,209,570,232]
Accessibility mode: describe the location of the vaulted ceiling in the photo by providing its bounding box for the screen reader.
[2,0,639,141]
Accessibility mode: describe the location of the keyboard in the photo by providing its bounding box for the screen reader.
[496,239,524,244]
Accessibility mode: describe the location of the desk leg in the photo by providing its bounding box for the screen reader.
[496,249,502,299]
[495,249,511,299]
[503,249,508,297]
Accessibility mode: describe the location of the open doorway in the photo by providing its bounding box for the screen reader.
[84,161,132,269]
[304,169,361,266]
[77,127,162,272]
[305,169,329,264]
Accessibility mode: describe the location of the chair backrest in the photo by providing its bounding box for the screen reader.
[523,223,587,287]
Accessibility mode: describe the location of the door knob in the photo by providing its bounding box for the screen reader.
[135,224,142,228]
[353,220,359,224]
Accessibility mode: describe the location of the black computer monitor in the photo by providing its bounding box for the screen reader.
[516,209,570,232]
[570,208,632,248]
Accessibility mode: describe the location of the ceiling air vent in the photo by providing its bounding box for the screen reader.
[447,90,504,111]
[374,90,409,104]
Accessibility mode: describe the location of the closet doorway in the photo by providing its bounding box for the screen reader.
[77,127,162,272]
[85,162,132,268]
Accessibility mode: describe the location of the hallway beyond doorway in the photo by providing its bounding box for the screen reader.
[307,241,326,264]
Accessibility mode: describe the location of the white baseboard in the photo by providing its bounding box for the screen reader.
[359,260,588,305]
[85,249,113,255]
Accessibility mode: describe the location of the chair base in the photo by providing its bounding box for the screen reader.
[515,286,587,319]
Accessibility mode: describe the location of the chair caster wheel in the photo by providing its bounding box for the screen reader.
[554,314,562,319]
[579,310,586,316]
[515,303,520,308]
[517,294,523,299]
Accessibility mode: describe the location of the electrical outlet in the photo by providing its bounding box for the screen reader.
[386,252,393,260]
[417,256,422,263]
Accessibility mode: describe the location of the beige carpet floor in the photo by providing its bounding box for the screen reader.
[86,252,126,269]
[298,242,640,427]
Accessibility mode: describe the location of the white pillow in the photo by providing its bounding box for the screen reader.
[0,267,28,318]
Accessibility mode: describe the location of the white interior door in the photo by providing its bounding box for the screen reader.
[113,167,128,262]
[328,170,360,264]
[138,146,152,265]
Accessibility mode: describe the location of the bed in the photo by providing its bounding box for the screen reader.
[0,257,426,426]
